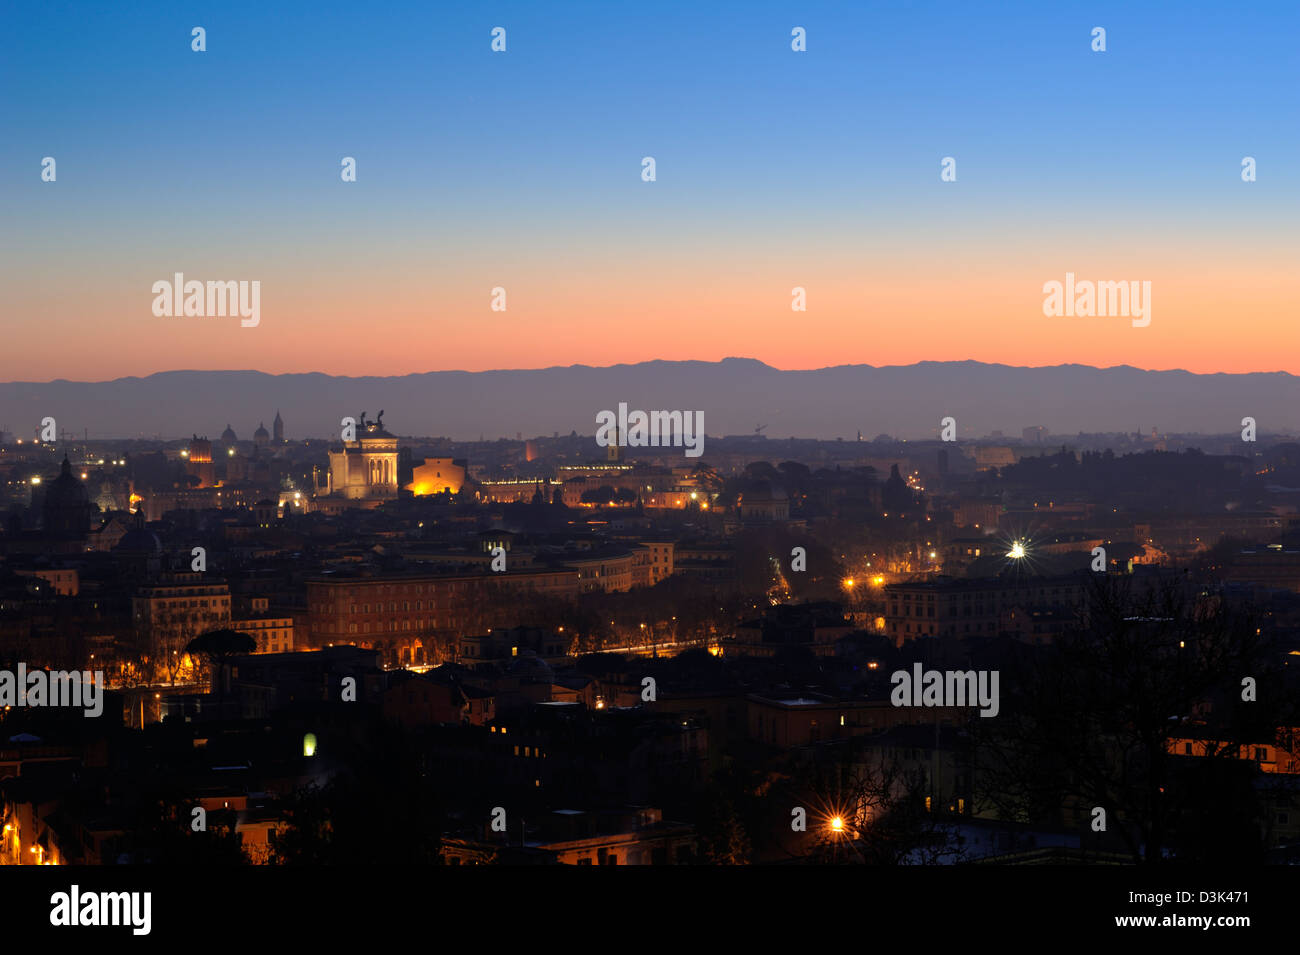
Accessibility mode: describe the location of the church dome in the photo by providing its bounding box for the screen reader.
[42,456,93,537]
[221,424,237,443]
[737,481,787,504]
[254,422,269,439]
[115,512,162,554]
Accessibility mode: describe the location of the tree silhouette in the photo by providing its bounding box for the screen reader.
[186,628,257,705]
[972,573,1290,863]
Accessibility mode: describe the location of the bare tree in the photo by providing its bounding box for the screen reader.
[972,572,1289,863]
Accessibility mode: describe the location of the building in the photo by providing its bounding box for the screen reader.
[383,670,492,727]
[737,482,789,522]
[883,573,1087,644]
[231,597,295,654]
[972,446,1017,471]
[40,456,94,540]
[442,807,696,865]
[406,457,466,496]
[730,602,851,658]
[306,569,581,665]
[132,574,232,657]
[631,539,675,588]
[460,626,570,668]
[322,412,399,502]
[186,436,215,488]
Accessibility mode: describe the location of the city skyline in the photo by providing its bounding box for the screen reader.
[2,358,1299,441]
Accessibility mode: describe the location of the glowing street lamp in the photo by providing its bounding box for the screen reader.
[1007,540,1027,560]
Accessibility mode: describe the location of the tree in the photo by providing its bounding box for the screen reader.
[697,792,751,864]
[185,628,257,703]
[973,573,1290,863]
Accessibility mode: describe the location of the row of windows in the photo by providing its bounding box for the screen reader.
[891,601,1079,617]
[152,598,230,610]
[321,582,473,597]
[345,601,436,613]
[348,620,443,634]
[898,588,1074,602]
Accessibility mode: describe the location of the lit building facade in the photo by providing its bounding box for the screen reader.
[324,415,399,501]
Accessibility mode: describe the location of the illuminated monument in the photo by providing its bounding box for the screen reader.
[324,410,399,501]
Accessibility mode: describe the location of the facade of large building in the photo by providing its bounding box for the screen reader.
[231,597,295,654]
[323,414,399,501]
[883,573,1087,645]
[306,569,581,664]
[406,457,466,496]
[132,574,232,657]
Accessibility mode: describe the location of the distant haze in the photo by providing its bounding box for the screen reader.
[2,360,1296,442]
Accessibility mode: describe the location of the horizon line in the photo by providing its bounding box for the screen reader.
[4,358,1297,387]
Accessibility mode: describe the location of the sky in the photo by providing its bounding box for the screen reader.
[1,0,1296,382]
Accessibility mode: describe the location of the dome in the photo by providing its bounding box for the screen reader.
[737,481,787,504]
[114,511,161,554]
[115,526,162,554]
[43,456,89,509]
[42,456,93,536]
[254,422,269,439]
[221,424,237,443]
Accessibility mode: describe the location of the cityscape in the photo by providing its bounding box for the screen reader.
[4,0,1296,937]
[2,406,1298,870]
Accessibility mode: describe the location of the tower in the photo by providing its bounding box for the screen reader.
[273,410,284,443]
[606,421,623,463]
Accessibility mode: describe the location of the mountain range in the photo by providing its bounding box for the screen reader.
[1,359,1296,441]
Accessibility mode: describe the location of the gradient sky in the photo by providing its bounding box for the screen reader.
[2,0,1296,381]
